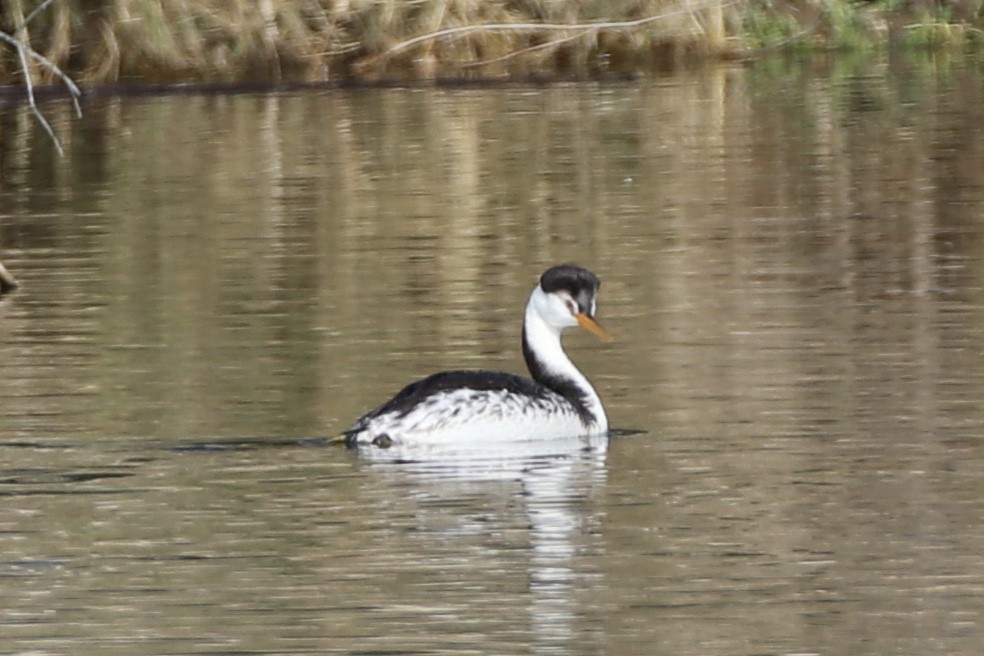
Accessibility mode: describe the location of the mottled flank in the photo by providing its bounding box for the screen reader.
[344,371,592,447]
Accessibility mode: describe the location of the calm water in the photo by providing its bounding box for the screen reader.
[1,59,983,654]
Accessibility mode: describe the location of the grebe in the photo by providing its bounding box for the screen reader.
[344,264,612,448]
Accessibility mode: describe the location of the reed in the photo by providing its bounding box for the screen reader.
[1,0,982,85]
[0,0,736,83]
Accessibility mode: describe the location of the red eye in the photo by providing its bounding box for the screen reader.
[566,299,577,313]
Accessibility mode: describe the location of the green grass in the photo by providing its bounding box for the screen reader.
[740,0,984,54]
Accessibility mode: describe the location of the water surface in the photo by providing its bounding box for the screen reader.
[1,60,983,654]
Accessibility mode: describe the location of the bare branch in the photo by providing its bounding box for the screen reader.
[0,30,83,113]
[11,35,64,155]
[363,3,738,71]
[461,30,593,68]
[0,2,83,155]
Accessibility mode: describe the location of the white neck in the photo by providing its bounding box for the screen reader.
[523,294,608,433]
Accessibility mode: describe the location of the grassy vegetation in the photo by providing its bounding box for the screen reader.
[0,0,981,85]
[741,0,984,53]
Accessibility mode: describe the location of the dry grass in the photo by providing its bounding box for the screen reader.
[4,0,984,84]
[1,0,737,84]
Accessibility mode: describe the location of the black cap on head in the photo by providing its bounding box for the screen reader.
[539,264,601,316]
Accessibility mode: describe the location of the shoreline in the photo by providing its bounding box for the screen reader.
[0,1,981,87]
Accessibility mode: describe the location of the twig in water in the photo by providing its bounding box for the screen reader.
[0,0,83,156]
[0,259,18,294]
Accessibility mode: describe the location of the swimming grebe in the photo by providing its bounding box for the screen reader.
[344,264,611,448]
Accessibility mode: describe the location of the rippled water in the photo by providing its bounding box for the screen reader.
[1,59,983,654]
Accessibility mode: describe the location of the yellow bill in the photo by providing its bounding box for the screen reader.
[576,313,613,342]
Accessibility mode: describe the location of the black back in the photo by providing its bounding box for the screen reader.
[345,370,557,436]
